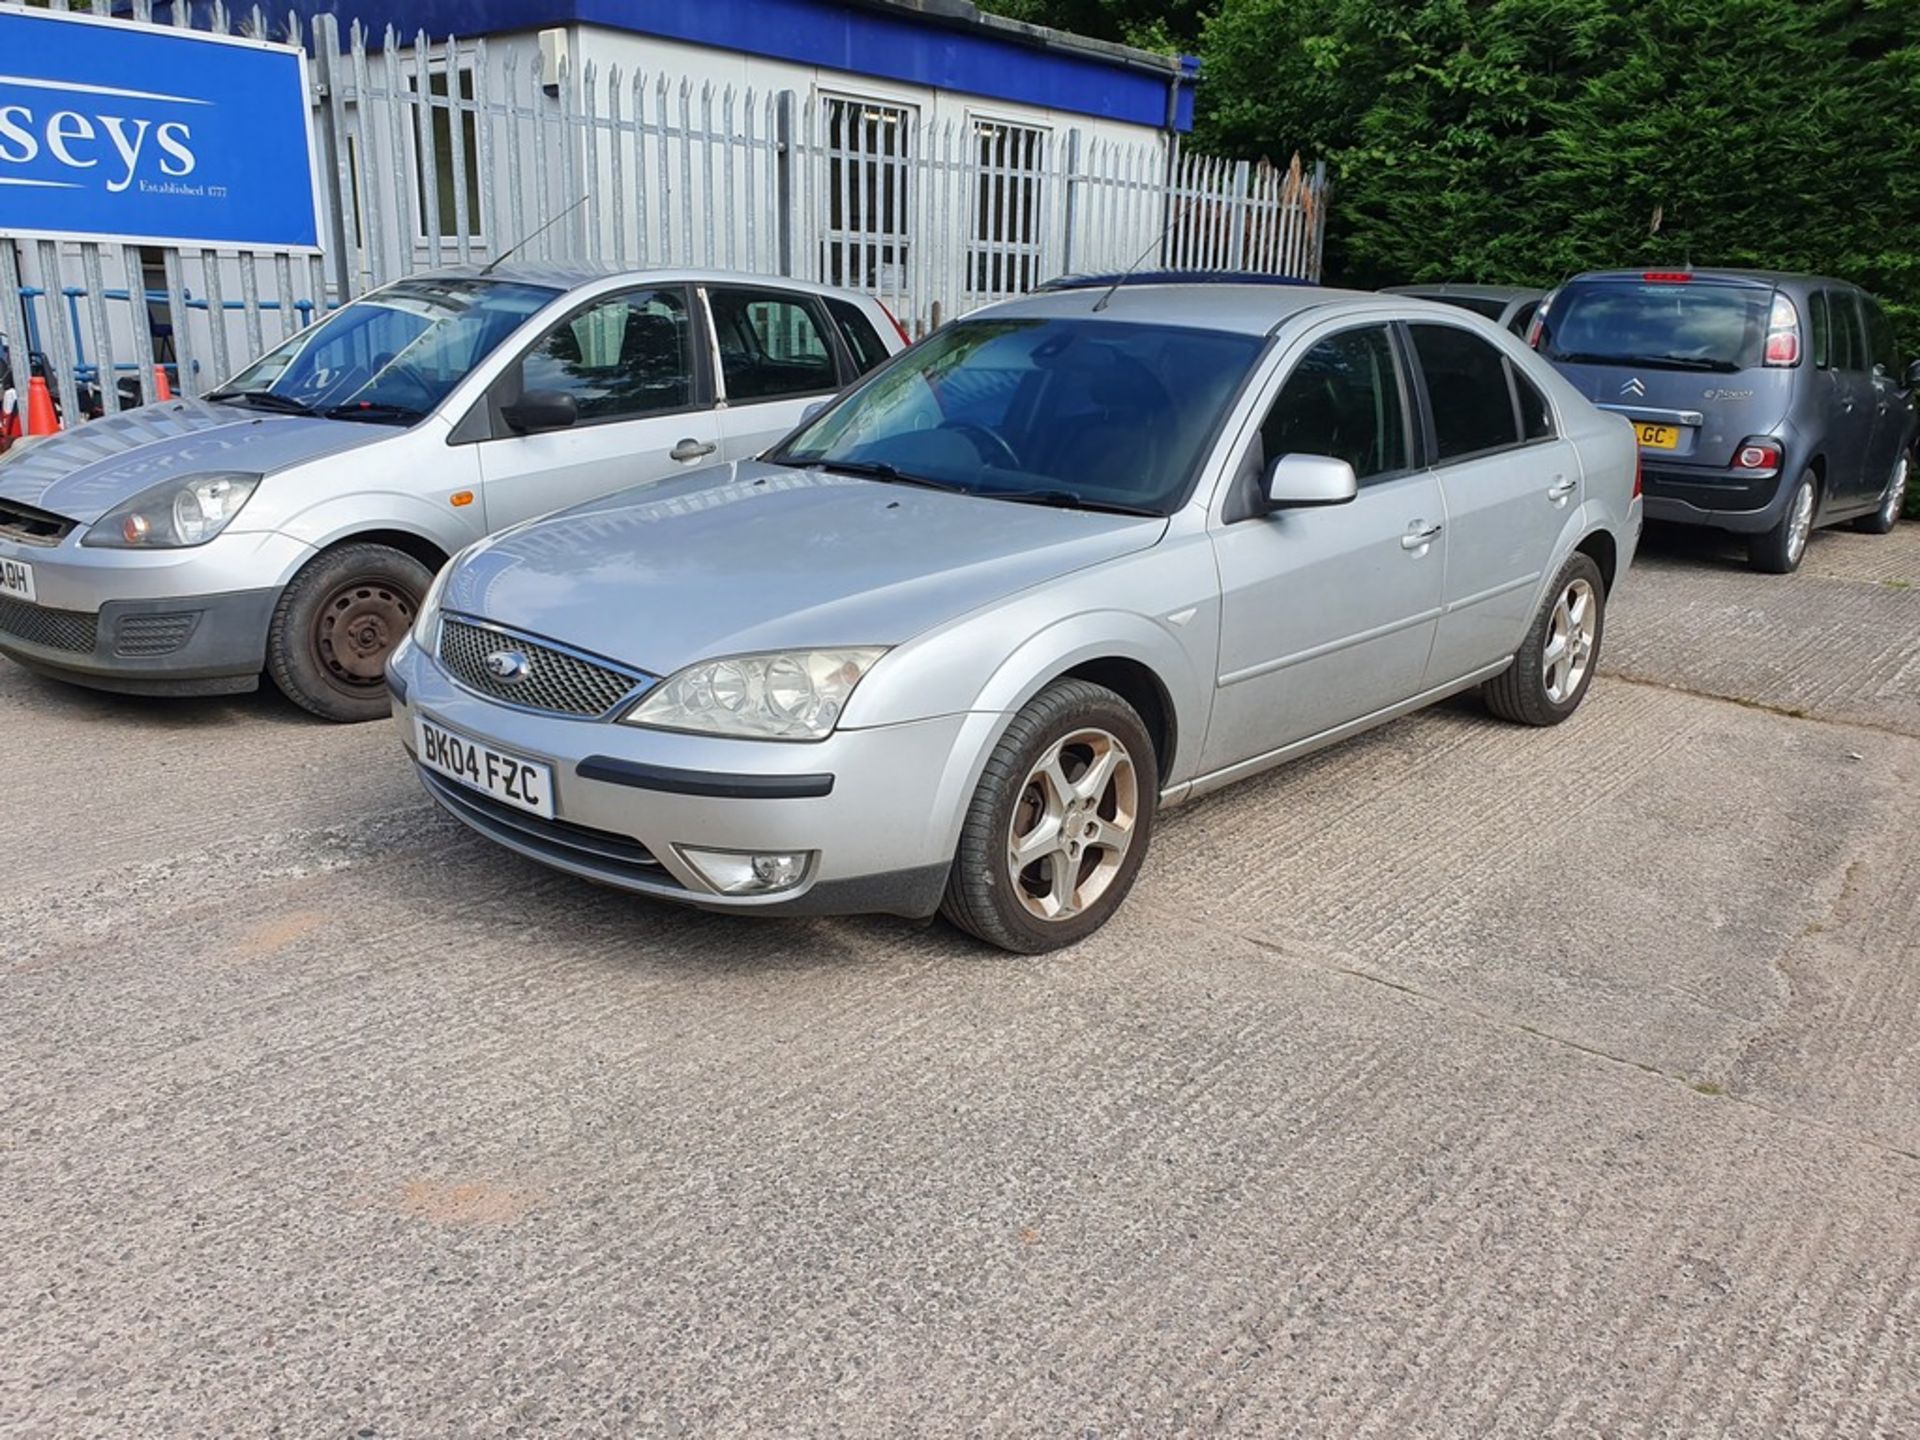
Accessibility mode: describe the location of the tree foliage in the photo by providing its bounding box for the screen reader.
[982,0,1920,347]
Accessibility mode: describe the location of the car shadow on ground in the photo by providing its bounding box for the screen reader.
[1632,520,1756,572]
[0,660,336,731]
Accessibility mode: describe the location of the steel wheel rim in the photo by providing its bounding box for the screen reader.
[1787,480,1814,562]
[1006,727,1139,923]
[1883,457,1907,524]
[1542,576,1598,705]
[313,578,417,690]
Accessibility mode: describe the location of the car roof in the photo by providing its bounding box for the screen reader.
[1382,283,1542,302]
[969,280,1388,336]
[389,261,884,300]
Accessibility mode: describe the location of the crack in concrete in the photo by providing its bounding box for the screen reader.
[1183,909,1920,1170]
[1600,668,1920,742]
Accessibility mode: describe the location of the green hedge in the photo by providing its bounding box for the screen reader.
[1195,0,1920,355]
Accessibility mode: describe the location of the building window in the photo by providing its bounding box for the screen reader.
[821,97,913,299]
[408,66,482,239]
[968,119,1046,299]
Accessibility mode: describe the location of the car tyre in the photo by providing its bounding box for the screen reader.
[1749,470,1817,573]
[267,542,434,722]
[1852,453,1907,535]
[1483,552,1606,727]
[941,678,1159,954]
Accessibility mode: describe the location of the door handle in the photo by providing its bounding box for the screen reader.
[1401,521,1443,551]
[1548,477,1577,502]
[670,437,717,462]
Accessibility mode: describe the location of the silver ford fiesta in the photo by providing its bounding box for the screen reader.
[389,277,1642,952]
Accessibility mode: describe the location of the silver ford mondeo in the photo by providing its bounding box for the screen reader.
[390,278,1643,952]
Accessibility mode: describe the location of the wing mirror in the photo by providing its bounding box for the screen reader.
[1904,359,1920,391]
[500,389,579,434]
[1266,453,1358,509]
[800,400,829,423]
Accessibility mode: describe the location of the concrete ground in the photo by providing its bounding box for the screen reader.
[4,521,1920,1437]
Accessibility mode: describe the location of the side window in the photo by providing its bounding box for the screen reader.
[710,288,837,402]
[518,287,692,423]
[1510,362,1555,441]
[1257,326,1409,483]
[1410,323,1522,460]
[1830,291,1868,373]
[1809,290,1830,369]
[1864,298,1899,377]
[825,296,893,376]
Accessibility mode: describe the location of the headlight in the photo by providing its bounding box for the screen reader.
[83,472,261,548]
[622,647,886,740]
[413,555,454,643]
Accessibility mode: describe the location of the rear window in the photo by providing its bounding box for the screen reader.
[1538,280,1775,373]
[1428,295,1509,322]
[826,297,892,375]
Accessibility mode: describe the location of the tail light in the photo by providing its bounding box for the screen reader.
[877,300,911,346]
[1525,290,1554,350]
[1732,436,1783,471]
[1762,293,1801,366]
[1633,451,1643,498]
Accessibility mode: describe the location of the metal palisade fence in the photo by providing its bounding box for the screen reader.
[3,0,1327,421]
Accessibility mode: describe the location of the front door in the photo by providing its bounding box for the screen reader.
[1862,295,1914,497]
[1409,321,1580,682]
[477,284,720,531]
[1203,323,1445,776]
[705,285,847,460]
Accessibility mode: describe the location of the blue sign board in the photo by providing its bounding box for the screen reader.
[0,9,320,250]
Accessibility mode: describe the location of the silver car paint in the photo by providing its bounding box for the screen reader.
[0,264,900,625]
[393,287,1642,912]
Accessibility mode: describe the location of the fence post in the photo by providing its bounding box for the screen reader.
[1059,128,1082,276]
[1310,158,1328,281]
[309,14,356,304]
[1228,159,1250,271]
[774,90,796,277]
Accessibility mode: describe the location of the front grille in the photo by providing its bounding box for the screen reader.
[0,595,97,653]
[0,497,76,547]
[420,768,681,888]
[438,616,645,717]
[113,612,199,657]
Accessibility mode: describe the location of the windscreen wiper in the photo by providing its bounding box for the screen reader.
[989,488,1162,517]
[324,400,428,424]
[204,388,317,415]
[799,459,966,493]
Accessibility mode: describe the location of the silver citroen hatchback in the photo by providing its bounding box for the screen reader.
[390,278,1641,952]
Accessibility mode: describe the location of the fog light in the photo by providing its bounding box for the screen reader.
[678,846,814,895]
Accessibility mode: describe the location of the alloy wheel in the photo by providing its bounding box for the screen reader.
[1542,576,1598,705]
[1787,480,1815,564]
[1882,457,1908,526]
[1006,727,1139,922]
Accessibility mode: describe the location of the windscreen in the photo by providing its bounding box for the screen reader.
[221,276,557,420]
[1537,280,1775,373]
[771,317,1263,515]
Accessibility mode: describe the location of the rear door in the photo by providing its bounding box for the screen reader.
[706,285,847,460]
[1202,323,1445,775]
[1410,322,1578,683]
[1821,289,1876,505]
[475,283,719,530]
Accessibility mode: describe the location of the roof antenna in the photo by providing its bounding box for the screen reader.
[480,194,591,275]
[1092,211,1181,313]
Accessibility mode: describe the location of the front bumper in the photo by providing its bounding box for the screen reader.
[390,634,998,918]
[0,529,309,695]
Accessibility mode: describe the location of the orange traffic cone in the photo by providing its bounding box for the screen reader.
[151,365,172,402]
[25,375,58,436]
